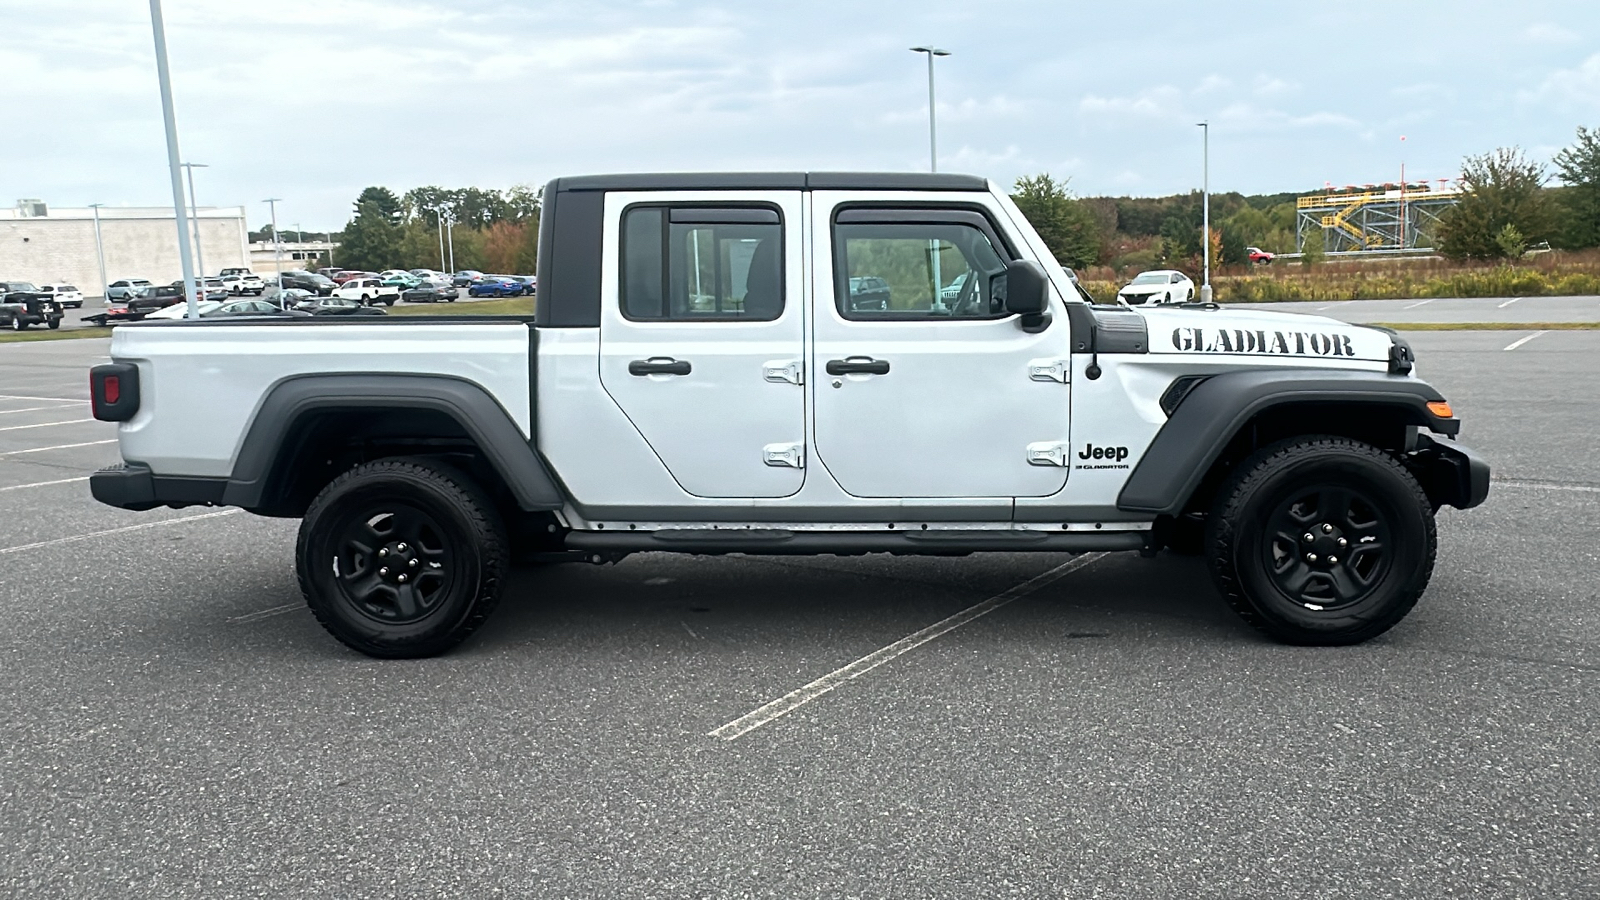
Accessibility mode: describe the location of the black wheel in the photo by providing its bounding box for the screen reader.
[11,317,26,331]
[296,458,508,658]
[47,319,60,330]
[1206,436,1435,645]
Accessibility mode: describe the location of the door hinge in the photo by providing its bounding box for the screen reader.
[1028,358,1070,383]
[1026,441,1072,467]
[763,360,804,385]
[763,442,805,468]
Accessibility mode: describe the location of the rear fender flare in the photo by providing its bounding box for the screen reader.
[221,374,564,512]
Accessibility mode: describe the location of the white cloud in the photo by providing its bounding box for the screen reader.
[1520,53,1600,112]
[1522,23,1579,44]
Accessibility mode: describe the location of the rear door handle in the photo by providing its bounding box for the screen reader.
[628,357,692,376]
[825,357,890,376]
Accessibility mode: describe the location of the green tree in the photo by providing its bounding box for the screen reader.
[355,186,403,224]
[337,199,401,271]
[1437,148,1556,260]
[446,224,485,272]
[1010,174,1100,268]
[1553,125,1600,249]
[397,219,445,270]
[1494,223,1527,258]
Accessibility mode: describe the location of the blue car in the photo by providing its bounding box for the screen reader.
[468,275,523,298]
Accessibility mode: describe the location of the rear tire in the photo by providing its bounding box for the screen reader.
[297,458,508,659]
[47,319,60,330]
[1206,436,1435,645]
[12,317,25,331]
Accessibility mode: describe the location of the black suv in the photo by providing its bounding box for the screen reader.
[279,270,336,296]
[0,281,64,331]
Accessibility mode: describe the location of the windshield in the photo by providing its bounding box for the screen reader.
[1131,272,1169,285]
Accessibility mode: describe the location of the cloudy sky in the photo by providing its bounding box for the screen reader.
[4,0,1597,230]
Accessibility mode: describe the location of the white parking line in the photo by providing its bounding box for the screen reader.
[0,476,90,493]
[1403,299,1433,309]
[0,395,88,404]
[708,552,1107,741]
[1495,480,1600,494]
[227,603,300,624]
[1498,297,1521,309]
[0,418,95,433]
[1502,331,1547,351]
[0,439,116,456]
[0,405,82,416]
[0,508,240,556]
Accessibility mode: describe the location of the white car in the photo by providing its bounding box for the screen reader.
[332,277,400,307]
[1117,270,1195,306]
[221,273,265,296]
[37,283,84,309]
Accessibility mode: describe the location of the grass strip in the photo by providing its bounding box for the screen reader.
[1365,321,1600,331]
[386,296,535,317]
[0,327,113,344]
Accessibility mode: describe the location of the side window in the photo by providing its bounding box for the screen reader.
[832,211,1009,320]
[1171,273,1183,284]
[621,206,783,321]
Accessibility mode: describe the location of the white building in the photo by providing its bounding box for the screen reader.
[249,238,339,273]
[0,199,250,297]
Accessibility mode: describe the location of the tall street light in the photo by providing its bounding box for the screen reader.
[1197,120,1210,300]
[435,209,447,272]
[910,46,950,173]
[88,204,109,303]
[445,213,456,274]
[180,161,208,284]
[264,198,283,305]
[147,0,199,319]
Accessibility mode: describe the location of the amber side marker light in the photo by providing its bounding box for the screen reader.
[1426,401,1454,418]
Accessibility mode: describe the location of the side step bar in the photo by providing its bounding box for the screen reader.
[565,528,1148,556]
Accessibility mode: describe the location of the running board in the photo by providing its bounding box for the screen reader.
[564,529,1147,556]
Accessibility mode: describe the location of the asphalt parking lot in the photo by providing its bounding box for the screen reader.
[2,316,1598,897]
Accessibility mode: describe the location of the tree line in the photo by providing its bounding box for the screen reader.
[326,184,543,274]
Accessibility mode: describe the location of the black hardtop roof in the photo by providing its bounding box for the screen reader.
[546,172,989,193]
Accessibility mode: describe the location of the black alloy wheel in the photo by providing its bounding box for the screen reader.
[297,458,508,658]
[1207,436,1435,645]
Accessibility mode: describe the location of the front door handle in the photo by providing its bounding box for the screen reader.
[628,357,692,376]
[825,357,890,376]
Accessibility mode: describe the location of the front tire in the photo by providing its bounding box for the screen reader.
[1206,436,1435,645]
[12,317,26,331]
[297,458,508,658]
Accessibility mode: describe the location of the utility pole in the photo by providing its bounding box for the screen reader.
[445,214,456,273]
[435,209,446,272]
[1197,120,1211,301]
[909,46,950,172]
[180,162,208,286]
[264,198,283,305]
[147,0,199,319]
[88,204,109,303]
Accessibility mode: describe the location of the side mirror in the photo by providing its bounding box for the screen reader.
[998,259,1050,331]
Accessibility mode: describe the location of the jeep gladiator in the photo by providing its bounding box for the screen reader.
[88,172,1489,658]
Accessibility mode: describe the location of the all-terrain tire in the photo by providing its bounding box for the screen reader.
[296,457,508,658]
[1206,436,1436,645]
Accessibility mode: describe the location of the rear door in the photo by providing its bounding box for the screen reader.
[597,191,807,498]
[809,195,1073,499]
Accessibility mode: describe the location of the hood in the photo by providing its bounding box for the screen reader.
[1135,304,1397,365]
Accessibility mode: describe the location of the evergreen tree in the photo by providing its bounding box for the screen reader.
[1010,174,1100,268]
[1553,125,1600,249]
[337,200,401,271]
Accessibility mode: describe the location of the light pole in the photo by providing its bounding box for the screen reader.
[435,208,446,272]
[325,232,334,268]
[1197,120,1210,300]
[264,198,283,305]
[147,0,199,319]
[88,204,109,303]
[445,213,456,273]
[909,46,950,173]
[180,162,208,286]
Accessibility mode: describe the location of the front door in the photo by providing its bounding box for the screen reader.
[598,192,806,498]
[810,197,1073,499]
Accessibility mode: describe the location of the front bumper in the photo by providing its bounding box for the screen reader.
[1411,434,1490,510]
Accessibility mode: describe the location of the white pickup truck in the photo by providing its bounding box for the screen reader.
[89,172,1488,658]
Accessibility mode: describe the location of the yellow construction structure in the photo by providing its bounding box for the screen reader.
[1296,184,1461,254]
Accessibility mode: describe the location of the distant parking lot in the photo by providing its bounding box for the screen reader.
[3,302,1598,896]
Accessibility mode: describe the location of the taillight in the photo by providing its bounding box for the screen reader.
[90,363,140,421]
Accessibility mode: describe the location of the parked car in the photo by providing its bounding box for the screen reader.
[380,271,422,290]
[220,273,266,295]
[331,270,374,285]
[292,296,387,317]
[170,277,231,302]
[468,275,524,298]
[315,267,344,279]
[144,300,225,320]
[82,283,186,324]
[331,277,400,306]
[508,275,537,294]
[279,270,337,296]
[846,276,890,312]
[37,283,84,309]
[276,288,316,308]
[0,281,64,330]
[219,267,258,279]
[1247,247,1275,265]
[106,279,151,302]
[401,282,460,303]
[205,299,310,319]
[452,269,485,287]
[1117,270,1195,305]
